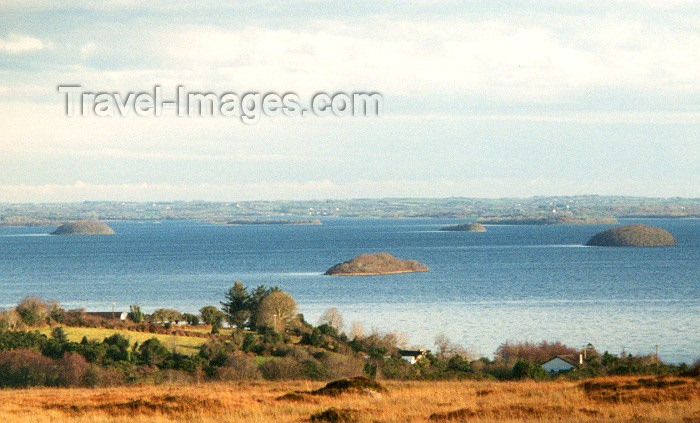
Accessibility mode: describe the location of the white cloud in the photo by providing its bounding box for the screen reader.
[0,4,698,202]
[79,42,96,58]
[156,17,700,99]
[0,33,48,53]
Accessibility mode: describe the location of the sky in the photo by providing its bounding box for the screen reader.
[0,0,698,202]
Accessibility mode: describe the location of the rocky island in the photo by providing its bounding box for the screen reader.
[586,224,676,247]
[324,252,429,276]
[440,222,487,232]
[51,221,116,236]
[478,215,619,225]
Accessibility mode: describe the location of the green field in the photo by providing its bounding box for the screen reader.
[39,327,207,354]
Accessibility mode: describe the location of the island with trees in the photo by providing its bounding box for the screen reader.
[50,221,115,236]
[440,222,487,232]
[324,252,429,276]
[586,224,677,247]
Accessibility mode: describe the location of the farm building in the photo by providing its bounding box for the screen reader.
[399,349,429,364]
[541,354,582,374]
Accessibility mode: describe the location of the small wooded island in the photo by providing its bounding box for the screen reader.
[586,224,676,247]
[51,221,115,236]
[324,252,429,276]
[440,222,487,232]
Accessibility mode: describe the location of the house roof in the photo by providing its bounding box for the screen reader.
[542,354,580,367]
[399,349,428,357]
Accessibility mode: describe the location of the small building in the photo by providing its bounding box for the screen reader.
[541,354,582,374]
[399,349,429,365]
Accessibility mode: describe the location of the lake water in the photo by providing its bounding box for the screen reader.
[0,218,698,363]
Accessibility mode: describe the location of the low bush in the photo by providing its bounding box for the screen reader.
[216,353,261,380]
[260,357,304,380]
[0,349,90,387]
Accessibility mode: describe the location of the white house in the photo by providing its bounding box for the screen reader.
[399,349,429,364]
[541,355,582,374]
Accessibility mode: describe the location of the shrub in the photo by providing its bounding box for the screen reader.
[0,329,46,351]
[47,301,64,323]
[199,338,235,366]
[62,309,87,326]
[16,296,49,327]
[165,354,207,373]
[0,309,20,329]
[241,332,257,353]
[496,340,577,364]
[0,349,73,387]
[57,353,90,386]
[260,357,304,380]
[217,353,262,380]
[447,354,472,373]
[320,352,365,380]
[183,313,200,326]
[512,359,549,380]
[51,327,68,342]
[311,376,386,396]
[318,308,344,333]
[150,308,184,324]
[380,356,416,379]
[83,364,125,387]
[76,339,107,363]
[310,407,359,423]
[103,333,131,362]
[137,338,171,366]
[128,305,144,323]
[200,306,225,333]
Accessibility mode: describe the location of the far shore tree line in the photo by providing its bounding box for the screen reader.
[0,287,697,389]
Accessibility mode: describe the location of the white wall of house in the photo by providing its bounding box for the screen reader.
[542,357,576,373]
[401,356,417,364]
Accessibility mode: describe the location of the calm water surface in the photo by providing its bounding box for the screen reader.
[0,218,697,362]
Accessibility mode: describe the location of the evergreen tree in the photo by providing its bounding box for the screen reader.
[221,281,251,328]
[128,305,143,323]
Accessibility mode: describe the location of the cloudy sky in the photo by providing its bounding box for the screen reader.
[1,0,698,202]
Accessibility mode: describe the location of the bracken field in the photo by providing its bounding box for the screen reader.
[0,376,698,423]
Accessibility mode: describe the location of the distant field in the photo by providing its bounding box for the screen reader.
[0,376,697,422]
[184,326,235,336]
[38,327,208,355]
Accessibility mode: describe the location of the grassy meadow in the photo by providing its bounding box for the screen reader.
[37,326,209,355]
[0,376,697,423]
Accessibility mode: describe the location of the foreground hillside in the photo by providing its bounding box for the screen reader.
[0,376,696,423]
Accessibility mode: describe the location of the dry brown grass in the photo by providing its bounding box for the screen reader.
[0,376,697,423]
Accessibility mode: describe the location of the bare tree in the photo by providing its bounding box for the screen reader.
[395,331,410,349]
[0,308,20,329]
[434,333,451,357]
[256,291,298,332]
[434,333,470,358]
[318,307,344,332]
[350,321,365,339]
[16,296,49,327]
